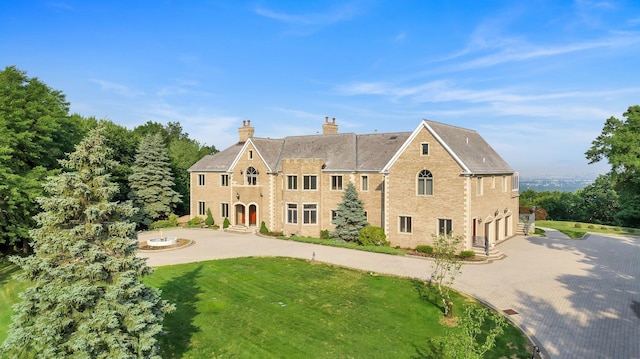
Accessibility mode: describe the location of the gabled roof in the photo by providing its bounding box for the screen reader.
[426,121,513,174]
[189,120,514,175]
[188,143,243,172]
[275,133,357,171]
[382,120,513,175]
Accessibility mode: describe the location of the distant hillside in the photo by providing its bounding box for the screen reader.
[520,178,594,192]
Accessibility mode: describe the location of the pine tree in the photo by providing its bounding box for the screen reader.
[128,133,181,227]
[331,182,369,242]
[0,127,174,358]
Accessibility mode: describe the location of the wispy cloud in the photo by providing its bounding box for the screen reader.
[253,3,361,26]
[89,79,144,98]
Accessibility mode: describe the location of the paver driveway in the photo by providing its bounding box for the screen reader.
[138,228,640,359]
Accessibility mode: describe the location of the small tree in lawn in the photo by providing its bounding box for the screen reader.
[331,182,369,242]
[0,127,174,358]
[431,233,463,317]
[128,132,181,228]
[433,304,507,359]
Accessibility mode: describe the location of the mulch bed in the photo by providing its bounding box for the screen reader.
[138,238,191,251]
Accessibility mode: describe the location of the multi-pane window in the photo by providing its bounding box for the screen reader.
[477,177,483,196]
[512,172,520,191]
[303,204,317,224]
[221,203,229,218]
[287,204,298,224]
[331,175,343,190]
[438,219,453,236]
[502,176,508,192]
[399,216,412,233]
[198,201,206,216]
[246,166,257,185]
[221,174,229,187]
[303,175,317,190]
[361,175,368,191]
[417,170,433,195]
[198,174,205,186]
[331,210,338,222]
[287,175,298,190]
[421,143,429,156]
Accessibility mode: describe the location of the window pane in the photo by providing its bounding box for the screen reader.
[422,143,429,155]
[362,176,368,191]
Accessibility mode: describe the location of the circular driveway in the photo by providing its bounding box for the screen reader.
[138,229,640,359]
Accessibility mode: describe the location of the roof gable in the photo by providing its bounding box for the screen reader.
[381,120,513,175]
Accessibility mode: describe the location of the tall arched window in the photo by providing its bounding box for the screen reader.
[417,170,433,195]
[246,166,257,185]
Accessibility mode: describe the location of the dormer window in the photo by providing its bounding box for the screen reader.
[246,166,257,185]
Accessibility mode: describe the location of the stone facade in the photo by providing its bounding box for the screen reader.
[188,119,519,249]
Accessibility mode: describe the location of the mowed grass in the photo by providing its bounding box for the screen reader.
[1,257,531,358]
[537,220,639,239]
[0,260,28,342]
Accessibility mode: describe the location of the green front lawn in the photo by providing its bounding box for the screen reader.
[1,258,532,358]
[537,220,639,239]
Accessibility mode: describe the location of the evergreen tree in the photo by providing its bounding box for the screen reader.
[0,127,173,358]
[331,182,369,242]
[128,133,181,227]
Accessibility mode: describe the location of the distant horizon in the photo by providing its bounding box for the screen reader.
[2,1,635,178]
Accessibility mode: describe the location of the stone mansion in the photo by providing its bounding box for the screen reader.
[188,118,519,249]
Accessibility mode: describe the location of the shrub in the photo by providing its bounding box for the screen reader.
[188,216,203,226]
[320,229,330,239]
[358,226,388,246]
[587,224,595,229]
[223,217,230,229]
[415,245,433,254]
[150,214,179,229]
[614,227,622,231]
[259,221,269,234]
[574,223,582,228]
[600,226,608,230]
[628,229,636,234]
[459,250,476,259]
[205,208,214,226]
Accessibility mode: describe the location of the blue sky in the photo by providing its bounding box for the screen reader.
[2,1,639,178]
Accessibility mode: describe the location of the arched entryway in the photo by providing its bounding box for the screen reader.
[248,204,257,226]
[235,204,246,225]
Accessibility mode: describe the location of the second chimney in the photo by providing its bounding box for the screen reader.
[322,117,338,135]
[238,120,255,143]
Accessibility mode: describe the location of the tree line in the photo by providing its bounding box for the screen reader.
[0,66,217,254]
[521,105,640,228]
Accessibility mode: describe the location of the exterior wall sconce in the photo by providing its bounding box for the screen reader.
[504,208,508,213]
[260,193,263,197]
[236,192,240,200]
[240,170,243,175]
[494,210,499,216]
[478,218,482,224]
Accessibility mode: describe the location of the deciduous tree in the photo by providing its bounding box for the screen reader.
[586,106,640,227]
[1,127,173,358]
[431,234,463,317]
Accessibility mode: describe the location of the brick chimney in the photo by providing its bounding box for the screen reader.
[238,120,255,142]
[322,117,338,135]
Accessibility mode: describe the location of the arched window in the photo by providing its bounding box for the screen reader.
[417,170,433,195]
[246,166,257,185]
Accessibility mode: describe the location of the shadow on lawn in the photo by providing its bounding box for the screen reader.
[0,259,20,286]
[158,265,204,358]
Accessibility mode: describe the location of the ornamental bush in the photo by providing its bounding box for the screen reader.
[259,221,269,234]
[459,250,476,259]
[223,217,230,229]
[415,245,434,254]
[358,226,388,246]
[205,208,214,226]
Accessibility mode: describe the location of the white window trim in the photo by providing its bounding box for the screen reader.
[421,142,430,156]
[330,175,343,191]
[302,174,318,191]
[221,203,229,218]
[399,215,412,234]
[286,174,298,191]
[286,203,298,224]
[198,201,206,216]
[198,174,205,186]
[302,203,318,225]
[361,175,369,191]
[477,177,483,196]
